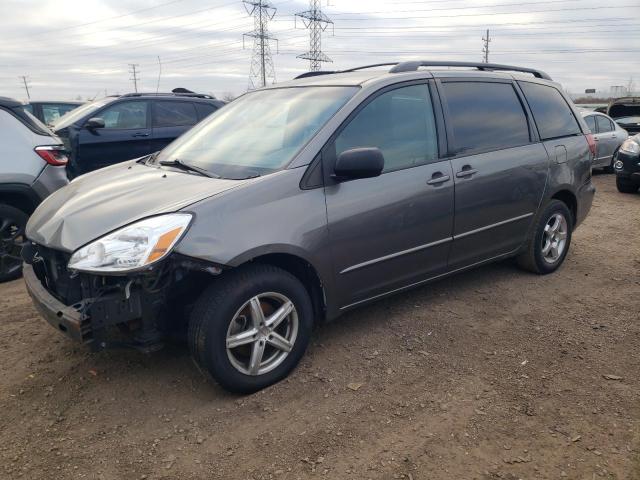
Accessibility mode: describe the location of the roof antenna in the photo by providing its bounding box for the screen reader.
[156,56,162,94]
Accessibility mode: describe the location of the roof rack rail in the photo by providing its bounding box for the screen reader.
[389,61,552,80]
[120,92,216,99]
[294,61,552,81]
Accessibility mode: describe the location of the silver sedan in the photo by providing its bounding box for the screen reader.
[581,111,628,172]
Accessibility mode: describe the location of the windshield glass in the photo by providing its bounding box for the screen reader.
[155,86,358,179]
[53,97,112,130]
[616,116,640,123]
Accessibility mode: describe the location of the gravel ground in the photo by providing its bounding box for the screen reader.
[0,173,638,480]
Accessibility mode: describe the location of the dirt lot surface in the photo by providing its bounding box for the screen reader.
[0,174,639,480]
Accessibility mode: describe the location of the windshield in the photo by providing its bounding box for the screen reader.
[616,116,640,123]
[53,97,112,130]
[155,86,358,179]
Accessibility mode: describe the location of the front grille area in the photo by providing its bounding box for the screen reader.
[31,245,83,306]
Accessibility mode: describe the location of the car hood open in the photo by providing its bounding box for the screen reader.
[26,160,247,253]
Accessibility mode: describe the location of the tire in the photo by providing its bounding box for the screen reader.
[616,176,638,194]
[517,200,573,275]
[603,149,618,174]
[188,263,313,394]
[0,204,28,283]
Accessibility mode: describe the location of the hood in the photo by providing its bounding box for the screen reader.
[608,98,640,119]
[26,160,247,252]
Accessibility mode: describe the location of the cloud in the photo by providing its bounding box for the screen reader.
[0,0,637,101]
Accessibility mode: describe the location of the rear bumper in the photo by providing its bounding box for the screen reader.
[31,164,69,200]
[23,263,92,343]
[575,180,595,229]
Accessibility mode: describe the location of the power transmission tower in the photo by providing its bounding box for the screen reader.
[19,75,31,99]
[295,0,333,72]
[482,29,491,63]
[243,0,277,90]
[129,64,140,92]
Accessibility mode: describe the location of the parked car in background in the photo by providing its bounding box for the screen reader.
[24,101,83,126]
[52,92,225,177]
[0,97,68,282]
[613,134,640,193]
[607,97,640,135]
[23,61,595,393]
[614,115,640,136]
[581,111,628,171]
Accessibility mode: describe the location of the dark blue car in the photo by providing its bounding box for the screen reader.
[52,92,225,177]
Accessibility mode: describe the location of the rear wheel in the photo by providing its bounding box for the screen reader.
[0,205,28,283]
[188,264,313,394]
[603,149,618,173]
[517,200,572,275]
[616,176,638,194]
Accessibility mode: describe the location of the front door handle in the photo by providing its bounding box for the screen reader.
[426,172,451,185]
[131,132,150,137]
[455,166,478,178]
[611,134,617,139]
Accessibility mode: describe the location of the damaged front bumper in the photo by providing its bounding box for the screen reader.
[22,243,221,352]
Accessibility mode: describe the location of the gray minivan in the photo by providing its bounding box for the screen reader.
[23,62,595,393]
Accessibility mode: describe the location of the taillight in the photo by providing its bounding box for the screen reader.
[585,134,597,158]
[35,145,68,166]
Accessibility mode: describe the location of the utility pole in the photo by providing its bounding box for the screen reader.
[19,75,31,100]
[243,0,277,90]
[128,64,140,92]
[296,0,333,72]
[482,29,491,63]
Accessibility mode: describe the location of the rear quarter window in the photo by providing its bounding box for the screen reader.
[195,102,219,120]
[519,82,581,140]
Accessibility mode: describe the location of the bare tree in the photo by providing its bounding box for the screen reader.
[221,92,237,102]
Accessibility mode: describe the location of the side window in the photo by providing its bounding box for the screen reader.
[42,104,78,125]
[153,101,198,127]
[334,84,438,173]
[596,115,613,133]
[584,115,596,133]
[99,101,147,129]
[195,102,219,120]
[441,81,530,155]
[519,82,581,140]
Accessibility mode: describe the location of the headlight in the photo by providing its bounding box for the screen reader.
[68,213,192,273]
[620,139,640,155]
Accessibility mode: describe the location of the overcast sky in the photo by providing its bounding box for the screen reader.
[0,0,638,102]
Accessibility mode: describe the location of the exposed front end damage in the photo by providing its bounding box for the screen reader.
[22,243,221,352]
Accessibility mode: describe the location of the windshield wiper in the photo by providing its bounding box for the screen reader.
[159,159,220,178]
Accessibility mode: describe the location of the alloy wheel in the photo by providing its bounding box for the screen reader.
[541,213,568,264]
[225,292,299,376]
[0,216,24,278]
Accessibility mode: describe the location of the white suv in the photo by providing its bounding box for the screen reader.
[0,97,68,282]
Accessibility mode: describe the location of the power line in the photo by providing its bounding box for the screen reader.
[295,0,333,71]
[482,29,491,63]
[19,76,31,100]
[129,64,140,92]
[243,0,278,90]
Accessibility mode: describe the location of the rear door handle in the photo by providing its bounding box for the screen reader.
[455,168,478,178]
[131,132,150,137]
[426,173,450,185]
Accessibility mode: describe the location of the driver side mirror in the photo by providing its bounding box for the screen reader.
[85,117,105,130]
[333,147,384,181]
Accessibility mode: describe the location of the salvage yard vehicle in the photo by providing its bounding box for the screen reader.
[23,100,83,126]
[581,111,628,172]
[0,97,68,282]
[614,134,640,193]
[607,97,640,135]
[52,92,225,177]
[23,61,595,393]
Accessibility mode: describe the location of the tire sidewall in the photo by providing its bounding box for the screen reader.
[0,204,28,283]
[532,201,573,274]
[200,268,313,393]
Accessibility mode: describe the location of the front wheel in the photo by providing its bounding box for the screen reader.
[0,204,28,283]
[616,176,638,194]
[517,200,573,275]
[188,264,313,394]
